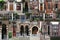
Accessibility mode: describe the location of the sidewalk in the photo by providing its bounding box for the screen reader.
[9,36,30,40]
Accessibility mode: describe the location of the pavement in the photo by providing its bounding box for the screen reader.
[0,33,50,40]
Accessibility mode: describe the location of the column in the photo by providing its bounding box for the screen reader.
[7,2,10,11]
[13,2,16,11]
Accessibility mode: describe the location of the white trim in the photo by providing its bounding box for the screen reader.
[21,3,23,13]
[12,13,13,21]
[7,2,9,11]
[14,2,16,11]
[43,3,44,11]
[43,13,45,20]
[39,22,42,31]
[39,3,40,11]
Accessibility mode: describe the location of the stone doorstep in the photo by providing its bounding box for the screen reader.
[9,37,19,40]
[9,36,41,40]
[9,37,30,40]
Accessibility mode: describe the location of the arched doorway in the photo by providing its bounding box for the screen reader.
[2,24,7,39]
[32,26,38,34]
[20,25,24,36]
[25,25,29,36]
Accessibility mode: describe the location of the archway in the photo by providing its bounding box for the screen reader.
[32,26,38,34]
[20,25,24,36]
[2,24,7,39]
[25,25,29,36]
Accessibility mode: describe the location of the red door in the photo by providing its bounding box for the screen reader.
[13,27,16,37]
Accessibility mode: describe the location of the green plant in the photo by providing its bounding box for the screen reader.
[9,32,12,38]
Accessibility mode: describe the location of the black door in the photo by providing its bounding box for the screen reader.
[25,25,29,36]
[2,24,7,39]
[20,25,24,36]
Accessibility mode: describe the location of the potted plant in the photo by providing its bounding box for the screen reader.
[8,31,12,38]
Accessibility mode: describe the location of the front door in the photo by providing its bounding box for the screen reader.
[25,25,29,36]
[20,25,24,36]
[2,24,7,39]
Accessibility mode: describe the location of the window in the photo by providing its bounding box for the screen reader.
[16,3,21,10]
[55,4,58,8]
[22,0,25,2]
[48,4,50,9]
[44,4,46,9]
[40,0,44,3]
[4,2,7,10]
[20,15,26,22]
[40,3,43,6]
[53,32,58,36]
[9,3,13,10]
[40,3,43,11]
[40,0,42,2]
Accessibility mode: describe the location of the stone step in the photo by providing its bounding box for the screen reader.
[9,36,30,40]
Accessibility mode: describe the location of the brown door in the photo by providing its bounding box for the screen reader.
[9,4,13,10]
